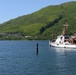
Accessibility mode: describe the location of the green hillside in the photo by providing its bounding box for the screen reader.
[0,1,76,39]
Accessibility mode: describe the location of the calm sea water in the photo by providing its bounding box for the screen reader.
[0,40,76,75]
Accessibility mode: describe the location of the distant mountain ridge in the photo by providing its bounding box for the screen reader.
[0,1,76,39]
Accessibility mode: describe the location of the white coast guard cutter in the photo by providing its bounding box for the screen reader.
[49,23,76,48]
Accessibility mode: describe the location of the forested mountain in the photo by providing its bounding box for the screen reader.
[0,1,76,39]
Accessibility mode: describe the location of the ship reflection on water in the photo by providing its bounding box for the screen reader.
[53,47,76,53]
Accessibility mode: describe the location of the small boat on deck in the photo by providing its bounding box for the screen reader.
[49,23,76,48]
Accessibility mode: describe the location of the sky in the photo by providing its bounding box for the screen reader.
[0,0,75,23]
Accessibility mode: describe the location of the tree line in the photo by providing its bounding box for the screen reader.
[40,15,63,34]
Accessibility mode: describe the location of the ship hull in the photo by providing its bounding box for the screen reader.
[49,41,76,48]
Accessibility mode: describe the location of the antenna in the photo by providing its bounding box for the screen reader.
[63,22,69,28]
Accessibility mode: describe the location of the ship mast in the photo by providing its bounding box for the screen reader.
[62,22,69,35]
